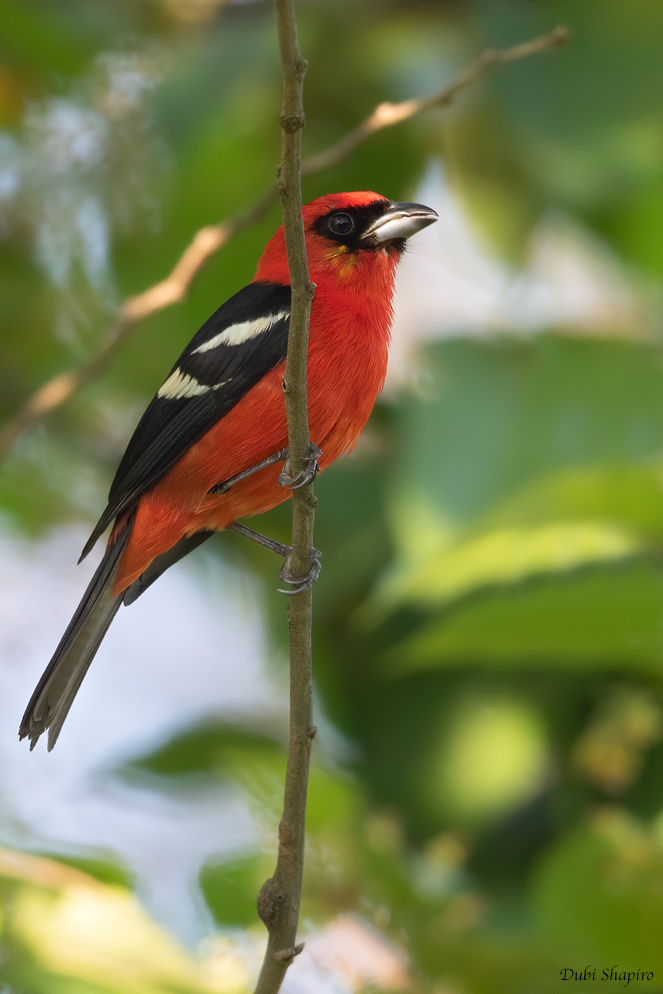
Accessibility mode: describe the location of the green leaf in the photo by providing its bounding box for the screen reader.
[392,335,663,533]
[125,720,287,810]
[45,854,133,891]
[368,336,663,620]
[423,692,549,825]
[199,854,267,929]
[531,808,663,970]
[385,561,663,676]
[379,517,645,610]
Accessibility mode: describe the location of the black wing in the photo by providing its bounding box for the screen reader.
[80,280,291,560]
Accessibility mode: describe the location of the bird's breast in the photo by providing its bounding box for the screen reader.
[112,277,393,594]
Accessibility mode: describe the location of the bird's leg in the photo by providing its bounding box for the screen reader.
[227,520,290,557]
[227,520,321,595]
[208,448,289,496]
[278,442,322,490]
[208,442,321,497]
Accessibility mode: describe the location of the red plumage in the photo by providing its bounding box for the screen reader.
[113,192,401,592]
[21,191,437,749]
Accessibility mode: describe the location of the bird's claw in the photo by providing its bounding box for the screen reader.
[227,522,322,595]
[278,443,322,490]
[277,547,322,595]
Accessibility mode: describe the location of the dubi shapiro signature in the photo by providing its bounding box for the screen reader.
[561,966,654,986]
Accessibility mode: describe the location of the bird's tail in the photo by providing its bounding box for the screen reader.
[19,515,135,751]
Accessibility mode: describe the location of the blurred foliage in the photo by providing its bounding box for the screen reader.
[1,0,663,992]
[0,847,255,993]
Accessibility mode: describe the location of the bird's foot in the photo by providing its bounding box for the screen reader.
[227,521,321,595]
[278,442,322,491]
[278,547,322,595]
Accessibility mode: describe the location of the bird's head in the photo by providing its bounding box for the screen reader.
[256,191,438,287]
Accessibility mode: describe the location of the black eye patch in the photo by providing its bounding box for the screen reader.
[311,199,390,248]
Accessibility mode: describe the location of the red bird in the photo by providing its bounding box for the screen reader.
[21,191,437,749]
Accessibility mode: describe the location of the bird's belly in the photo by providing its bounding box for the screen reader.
[113,331,388,594]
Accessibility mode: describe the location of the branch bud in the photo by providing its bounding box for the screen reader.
[280,113,306,133]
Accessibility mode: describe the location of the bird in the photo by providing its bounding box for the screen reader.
[20,191,438,750]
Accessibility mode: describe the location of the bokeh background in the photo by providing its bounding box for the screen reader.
[1,1,662,992]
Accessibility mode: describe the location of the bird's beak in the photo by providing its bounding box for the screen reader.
[362,201,438,244]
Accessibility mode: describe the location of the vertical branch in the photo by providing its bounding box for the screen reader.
[254,1,316,993]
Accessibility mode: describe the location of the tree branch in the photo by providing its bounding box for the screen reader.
[301,24,568,175]
[0,23,568,462]
[253,4,314,994]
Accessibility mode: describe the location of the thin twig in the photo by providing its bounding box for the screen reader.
[253,4,314,994]
[301,24,568,176]
[0,23,568,461]
[0,190,277,458]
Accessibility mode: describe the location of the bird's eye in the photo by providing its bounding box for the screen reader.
[328,212,355,236]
